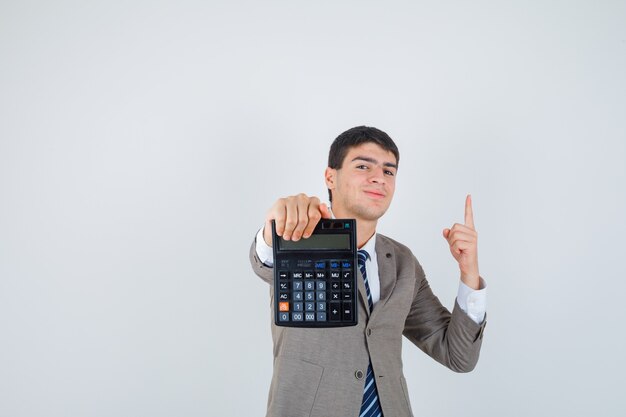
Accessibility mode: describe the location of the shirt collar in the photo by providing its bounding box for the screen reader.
[360,232,377,260]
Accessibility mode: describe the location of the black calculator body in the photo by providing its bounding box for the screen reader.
[272,219,358,327]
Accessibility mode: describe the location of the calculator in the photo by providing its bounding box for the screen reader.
[272,219,358,327]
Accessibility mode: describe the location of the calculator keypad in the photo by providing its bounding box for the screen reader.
[276,258,356,326]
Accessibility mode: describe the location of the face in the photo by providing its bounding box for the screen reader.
[325,142,398,222]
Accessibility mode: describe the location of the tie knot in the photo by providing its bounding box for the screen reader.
[358,249,370,267]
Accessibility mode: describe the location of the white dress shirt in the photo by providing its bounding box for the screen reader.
[255,227,486,324]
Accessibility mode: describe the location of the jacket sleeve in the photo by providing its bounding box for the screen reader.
[249,236,273,285]
[402,257,487,372]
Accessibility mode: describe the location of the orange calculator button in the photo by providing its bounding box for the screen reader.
[279,302,290,312]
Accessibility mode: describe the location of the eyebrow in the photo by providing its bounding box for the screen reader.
[350,156,398,169]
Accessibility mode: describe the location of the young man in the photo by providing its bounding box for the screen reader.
[249,126,487,417]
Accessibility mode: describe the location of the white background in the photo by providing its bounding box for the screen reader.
[1,1,625,416]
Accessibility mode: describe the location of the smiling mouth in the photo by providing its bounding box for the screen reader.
[364,190,385,199]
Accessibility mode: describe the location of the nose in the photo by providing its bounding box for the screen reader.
[369,166,386,184]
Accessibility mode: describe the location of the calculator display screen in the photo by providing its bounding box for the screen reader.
[278,234,350,250]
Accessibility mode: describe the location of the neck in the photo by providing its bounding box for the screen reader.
[330,206,377,249]
[355,219,377,249]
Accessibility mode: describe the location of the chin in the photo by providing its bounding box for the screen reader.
[352,205,389,221]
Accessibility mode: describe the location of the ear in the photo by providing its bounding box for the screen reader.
[325,167,337,191]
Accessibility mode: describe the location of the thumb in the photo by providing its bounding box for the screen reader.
[320,203,332,219]
[442,228,450,239]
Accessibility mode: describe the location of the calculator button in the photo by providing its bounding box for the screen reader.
[279,292,289,301]
[291,271,303,279]
[293,302,303,311]
[342,261,353,269]
[304,281,315,291]
[342,301,353,321]
[279,271,289,280]
[305,302,315,311]
[317,302,326,311]
[292,312,304,321]
[329,302,341,321]
[342,270,353,280]
[315,271,326,279]
[279,302,289,312]
[330,261,340,269]
[305,312,316,321]
[279,282,289,291]
[331,282,340,290]
[316,312,327,321]
[342,292,352,300]
[305,291,315,301]
[279,312,290,322]
[293,281,303,291]
[304,271,315,279]
[293,292,303,301]
[317,291,326,301]
[315,261,326,269]
[330,271,341,279]
[331,291,341,301]
[342,282,352,290]
[316,281,326,290]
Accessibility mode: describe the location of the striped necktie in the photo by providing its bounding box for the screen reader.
[357,249,383,417]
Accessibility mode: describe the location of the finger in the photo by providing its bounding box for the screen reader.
[291,196,312,240]
[271,200,288,236]
[465,194,475,229]
[447,231,476,245]
[451,240,471,254]
[302,203,323,238]
[450,222,476,235]
[283,197,298,240]
[319,203,332,219]
[442,228,450,239]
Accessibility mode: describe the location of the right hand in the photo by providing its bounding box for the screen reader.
[263,193,332,246]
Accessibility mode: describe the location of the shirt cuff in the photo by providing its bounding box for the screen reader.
[456,277,487,324]
[255,227,274,267]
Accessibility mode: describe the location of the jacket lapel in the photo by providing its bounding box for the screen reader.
[372,235,397,319]
[357,268,370,318]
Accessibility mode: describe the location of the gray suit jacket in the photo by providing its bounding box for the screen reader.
[249,233,487,417]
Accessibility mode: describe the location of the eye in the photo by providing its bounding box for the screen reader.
[385,170,395,176]
[356,165,368,170]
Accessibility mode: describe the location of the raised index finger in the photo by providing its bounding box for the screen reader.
[464,194,475,229]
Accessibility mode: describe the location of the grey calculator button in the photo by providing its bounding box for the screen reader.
[293,292,303,301]
[317,291,326,301]
[317,302,326,311]
[316,281,326,290]
[293,281,303,291]
[305,291,315,301]
[304,280,315,291]
[316,312,327,321]
[293,302,303,311]
[305,312,315,321]
[279,312,289,322]
[305,302,315,311]
[292,312,303,321]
